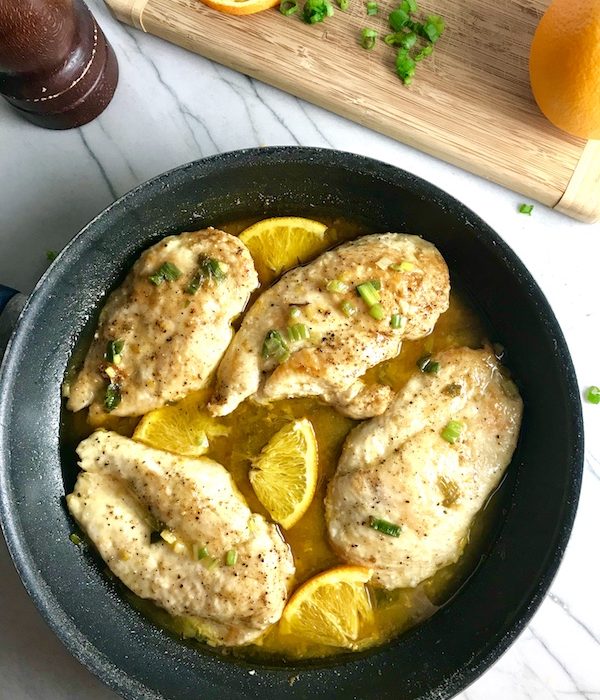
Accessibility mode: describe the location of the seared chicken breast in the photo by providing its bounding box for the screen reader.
[209,234,449,419]
[67,228,258,420]
[326,347,523,589]
[66,431,295,645]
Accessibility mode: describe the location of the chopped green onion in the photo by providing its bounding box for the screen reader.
[341,300,357,317]
[105,339,125,363]
[518,203,534,215]
[366,0,378,14]
[160,529,177,544]
[399,0,417,12]
[202,556,218,570]
[414,44,433,61]
[392,260,415,271]
[46,250,58,262]
[195,545,210,560]
[390,313,405,329]
[356,281,380,306]
[104,383,121,412]
[441,420,463,444]
[369,303,385,321]
[303,0,333,23]
[326,279,349,294]
[289,305,302,320]
[384,30,417,49]
[388,7,411,30]
[421,14,444,43]
[186,256,225,294]
[149,261,182,286]
[586,386,600,404]
[262,330,290,363]
[368,516,402,537]
[360,27,378,50]
[369,279,382,290]
[417,353,439,373]
[287,323,310,342]
[338,0,349,9]
[225,549,238,566]
[69,533,82,545]
[396,48,416,84]
[280,0,298,13]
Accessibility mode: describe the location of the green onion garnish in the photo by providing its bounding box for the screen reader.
[414,44,433,61]
[369,279,382,290]
[280,0,298,13]
[194,545,209,560]
[441,420,463,444]
[104,383,121,412]
[366,0,378,14]
[287,323,310,342]
[202,556,218,570]
[149,261,182,286]
[186,256,226,294]
[105,339,125,363]
[303,0,334,23]
[368,516,402,537]
[399,0,417,11]
[326,279,349,294]
[360,28,378,50]
[416,353,439,373]
[338,0,349,9]
[356,281,380,306]
[396,49,416,84]
[421,14,444,43]
[69,533,82,545]
[586,386,600,404]
[369,303,385,321]
[225,549,238,566]
[390,313,405,329]
[341,300,357,317]
[518,203,534,215]
[384,31,417,49]
[289,306,302,320]
[262,330,290,363]
[46,250,58,262]
[388,7,411,30]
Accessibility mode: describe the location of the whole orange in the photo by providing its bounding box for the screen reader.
[529,0,600,139]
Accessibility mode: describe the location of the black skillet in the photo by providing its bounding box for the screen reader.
[0,147,584,699]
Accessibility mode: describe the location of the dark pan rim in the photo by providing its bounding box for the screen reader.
[0,146,584,700]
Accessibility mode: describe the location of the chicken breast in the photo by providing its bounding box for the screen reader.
[67,228,258,420]
[208,234,449,419]
[326,347,523,589]
[66,431,295,645]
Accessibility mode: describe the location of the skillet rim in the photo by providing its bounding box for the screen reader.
[0,146,584,700]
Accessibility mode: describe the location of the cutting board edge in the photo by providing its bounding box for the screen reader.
[105,1,599,223]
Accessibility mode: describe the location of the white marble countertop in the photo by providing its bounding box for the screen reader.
[1,2,599,698]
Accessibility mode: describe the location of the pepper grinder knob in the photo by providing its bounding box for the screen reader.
[0,0,118,129]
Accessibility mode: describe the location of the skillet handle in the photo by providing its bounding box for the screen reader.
[0,285,26,357]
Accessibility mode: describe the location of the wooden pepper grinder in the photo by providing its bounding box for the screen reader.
[0,0,118,129]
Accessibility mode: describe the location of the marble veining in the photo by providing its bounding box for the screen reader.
[0,0,598,697]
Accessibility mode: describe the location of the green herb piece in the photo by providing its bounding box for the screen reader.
[289,305,302,320]
[399,0,417,11]
[518,203,534,215]
[360,27,378,50]
[384,30,417,48]
[280,0,298,13]
[104,383,121,412]
[201,556,218,570]
[368,516,402,537]
[105,339,125,363]
[149,261,182,286]
[388,7,411,30]
[442,382,462,397]
[396,49,416,84]
[356,281,381,306]
[46,250,58,262]
[69,533,82,545]
[586,386,600,404]
[326,279,349,294]
[303,0,334,24]
[186,256,226,294]
[287,323,310,342]
[338,0,349,9]
[341,300,357,317]
[441,420,463,444]
[414,44,433,61]
[390,313,405,329]
[369,279,382,290]
[369,303,385,320]
[262,330,290,363]
[366,0,378,15]
[416,353,440,373]
[421,14,444,43]
[194,545,210,560]
[225,549,238,566]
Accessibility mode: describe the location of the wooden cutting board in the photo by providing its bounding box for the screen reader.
[106,0,600,222]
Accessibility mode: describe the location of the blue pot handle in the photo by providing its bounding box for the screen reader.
[0,284,26,356]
